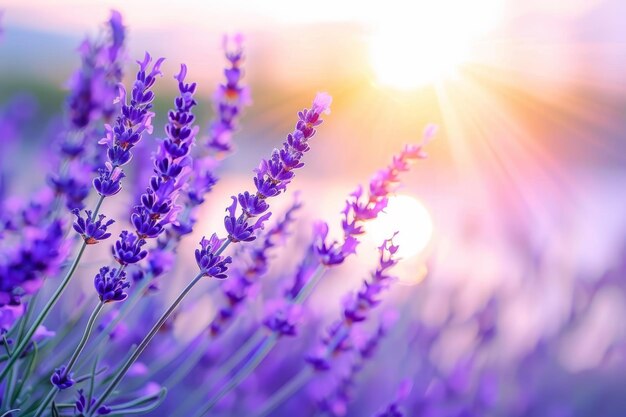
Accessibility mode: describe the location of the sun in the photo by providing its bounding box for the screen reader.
[369,0,505,89]
[366,194,434,258]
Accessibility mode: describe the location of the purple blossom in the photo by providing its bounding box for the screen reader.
[67,10,126,129]
[343,237,399,323]
[207,33,252,153]
[195,234,232,279]
[72,209,115,244]
[93,52,164,197]
[315,322,393,417]
[374,403,404,417]
[75,389,112,415]
[0,219,67,306]
[93,165,126,197]
[221,92,331,249]
[210,198,302,336]
[305,237,399,376]
[51,366,75,390]
[112,230,148,265]
[314,130,435,266]
[94,266,130,303]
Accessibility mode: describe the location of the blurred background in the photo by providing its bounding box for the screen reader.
[1,0,626,415]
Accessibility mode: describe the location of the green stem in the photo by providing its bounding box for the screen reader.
[65,302,105,373]
[190,264,328,416]
[31,387,58,417]
[252,368,313,417]
[33,301,105,417]
[252,324,349,417]
[79,274,152,368]
[196,334,278,417]
[88,272,205,416]
[161,338,210,389]
[0,241,88,382]
[212,330,265,382]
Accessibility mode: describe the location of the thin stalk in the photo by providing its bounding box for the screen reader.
[88,271,207,415]
[161,337,210,388]
[194,264,328,413]
[33,301,105,417]
[0,194,105,382]
[31,387,57,417]
[252,325,349,417]
[196,334,278,417]
[0,241,88,382]
[65,302,105,373]
[175,331,266,416]
[253,368,313,417]
[79,274,152,368]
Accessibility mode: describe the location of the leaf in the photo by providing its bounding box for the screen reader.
[106,387,168,415]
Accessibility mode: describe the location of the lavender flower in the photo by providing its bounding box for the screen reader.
[94,266,130,303]
[0,219,66,306]
[112,231,148,265]
[306,237,400,371]
[195,234,232,279]
[314,128,435,266]
[72,209,115,244]
[67,10,126,129]
[51,366,75,390]
[343,237,399,323]
[316,322,393,416]
[94,52,164,197]
[222,92,331,246]
[209,197,302,336]
[171,35,251,241]
[108,62,197,271]
[207,33,251,152]
[48,11,127,210]
[75,389,111,416]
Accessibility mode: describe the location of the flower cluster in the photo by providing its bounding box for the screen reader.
[51,366,75,390]
[195,234,232,279]
[343,237,399,323]
[111,63,196,269]
[0,219,66,307]
[94,52,164,197]
[94,266,130,303]
[223,92,332,244]
[314,127,435,266]
[67,10,125,130]
[206,33,251,153]
[173,34,251,238]
[316,322,392,416]
[72,209,115,244]
[210,197,302,336]
[306,237,400,371]
[48,11,126,210]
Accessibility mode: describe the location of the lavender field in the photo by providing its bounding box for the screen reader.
[1,2,625,416]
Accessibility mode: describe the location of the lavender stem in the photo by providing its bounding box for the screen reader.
[0,241,88,382]
[87,268,209,415]
[33,301,105,417]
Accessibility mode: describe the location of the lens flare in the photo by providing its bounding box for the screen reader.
[366,194,434,258]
